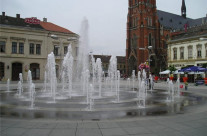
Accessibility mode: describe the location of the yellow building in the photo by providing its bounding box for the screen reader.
[0,12,79,81]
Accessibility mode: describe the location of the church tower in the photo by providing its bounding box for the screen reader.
[181,0,186,18]
[126,0,160,74]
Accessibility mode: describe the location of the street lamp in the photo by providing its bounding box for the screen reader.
[138,46,153,72]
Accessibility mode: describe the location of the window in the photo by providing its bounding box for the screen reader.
[36,44,41,55]
[0,41,5,53]
[148,33,152,46]
[30,43,34,54]
[19,43,24,54]
[197,45,202,58]
[173,48,177,60]
[188,46,192,58]
[54,45,59,56]
[180,47,184,59]
[0,62,4,80]
[12,42,17,53]
[64,46,68,54]
[205,44,207,57]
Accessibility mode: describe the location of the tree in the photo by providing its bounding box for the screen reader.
[167,65,177,74]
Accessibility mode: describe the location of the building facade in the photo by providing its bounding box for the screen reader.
[168,24,207,69]
[0,12,79,81]
[126,0,207,75]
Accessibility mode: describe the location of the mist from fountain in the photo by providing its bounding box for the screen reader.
[17,73,23,97]
[46,52,57,102]
[76,18,90,80]
[132,70,135,91]
[6,79,10,92]
[96,58,102,97]
[27,70,32,100]
[176,78,180,97]
[61,45,73,98]
[30,83,36,109]
[108,55,117,92]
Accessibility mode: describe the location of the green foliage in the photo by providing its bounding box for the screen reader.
[167,65,177,74]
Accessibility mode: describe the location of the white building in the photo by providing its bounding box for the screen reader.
[168,24,207,70]
[0,12,79,81]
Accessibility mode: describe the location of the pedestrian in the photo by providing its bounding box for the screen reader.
[185,82,188,90]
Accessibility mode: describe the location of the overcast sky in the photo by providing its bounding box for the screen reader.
[1,0,207,56]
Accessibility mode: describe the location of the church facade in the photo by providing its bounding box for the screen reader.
[126,0,207,75]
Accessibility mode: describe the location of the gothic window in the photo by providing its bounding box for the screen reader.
[197,44,202,58]
[132,34,137,49]
[148,33,152,46]
[180,47,184,59]
[188,46,192,59]
[173,48,177,60]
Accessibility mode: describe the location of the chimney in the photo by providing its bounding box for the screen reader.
[16,14,20,19]
[2,12,5,17]
[43,17,47,22]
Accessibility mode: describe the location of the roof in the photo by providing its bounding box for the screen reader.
[157,10,207,30]
[170,24,207,41]
[0,13,75,34]
[40,21,74,34]
[0,15,43,29]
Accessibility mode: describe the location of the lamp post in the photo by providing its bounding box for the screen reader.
[139,46,152,72]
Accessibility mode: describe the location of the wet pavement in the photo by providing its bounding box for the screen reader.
[1,81,207,136]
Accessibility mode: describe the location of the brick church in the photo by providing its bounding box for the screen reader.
[126,0,206,75]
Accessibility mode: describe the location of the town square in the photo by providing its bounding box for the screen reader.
[0,0,207,136]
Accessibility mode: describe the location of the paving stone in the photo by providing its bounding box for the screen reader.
[76,128,102,136]
[77,122,99,128]
[22,128,52,136]
[33,122,57,129]
[12,121,37,128]
[118,121,138,128]
[49,128,76,136]
[101,128,128,136]
[55,122,77,129]
[98,122,119,128]
[2,127,26,136]
[123,126,151,135]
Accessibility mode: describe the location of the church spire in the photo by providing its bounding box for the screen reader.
[181,0,186,18]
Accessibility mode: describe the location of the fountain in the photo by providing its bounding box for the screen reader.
[6,78,10,92]
[61,45,73,98]
[46,52,57,103]
[17,73,23,97]
[132,70,135,91]
[96,58,102,98]
[1,18,203,121]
